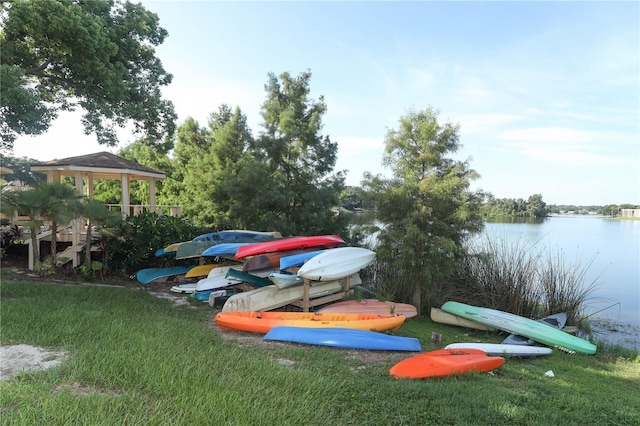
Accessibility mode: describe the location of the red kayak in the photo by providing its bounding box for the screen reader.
[235,235,345,259]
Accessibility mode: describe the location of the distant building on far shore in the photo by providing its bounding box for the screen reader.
[620,209,640,217]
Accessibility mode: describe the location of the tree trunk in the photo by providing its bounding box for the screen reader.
[412,281,422,319]
[30,230,39,273]
[50,221,58,266]
[84,222,92,267]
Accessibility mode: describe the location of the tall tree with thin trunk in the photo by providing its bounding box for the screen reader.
[364,107,485,316]
[226,71,348,236]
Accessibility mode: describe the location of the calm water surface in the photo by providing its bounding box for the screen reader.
[483,216,640,326]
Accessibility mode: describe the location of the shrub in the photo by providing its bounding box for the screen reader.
[106,212,208,274]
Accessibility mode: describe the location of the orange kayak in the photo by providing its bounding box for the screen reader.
[389,349,505,379]
[215,311,406,334]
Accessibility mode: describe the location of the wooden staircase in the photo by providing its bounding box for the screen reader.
[25,222,99,270]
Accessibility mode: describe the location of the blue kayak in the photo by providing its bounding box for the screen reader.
[155,248,176,258]
[279,250,325,270]
[192,230,278,242]
[264,326,422,351]
[202,242,254,257]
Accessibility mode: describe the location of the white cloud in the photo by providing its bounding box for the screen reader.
[498,126,638,167]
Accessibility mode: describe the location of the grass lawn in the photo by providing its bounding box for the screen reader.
[1,280,639,425]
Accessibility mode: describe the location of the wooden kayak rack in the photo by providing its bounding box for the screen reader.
[291,276,352,312]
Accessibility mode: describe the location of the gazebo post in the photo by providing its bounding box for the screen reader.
[149,179,156,214]
[120,173,130,215]
[73,171,84,247]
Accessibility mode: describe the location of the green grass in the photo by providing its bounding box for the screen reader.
[1,281,639,425]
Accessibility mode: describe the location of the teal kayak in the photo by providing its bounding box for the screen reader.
[441,301,596,355]
[136,266,194,285]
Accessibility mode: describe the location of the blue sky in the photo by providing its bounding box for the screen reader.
[11,1,639,206]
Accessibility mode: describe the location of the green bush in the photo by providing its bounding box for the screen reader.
[106,212,208,274]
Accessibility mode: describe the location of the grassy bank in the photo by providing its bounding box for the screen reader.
[1,281,639,425]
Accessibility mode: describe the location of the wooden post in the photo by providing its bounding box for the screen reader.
[302,279,310,312]
[343,275,351,293]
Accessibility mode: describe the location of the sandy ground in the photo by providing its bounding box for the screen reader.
[1,291,638,381]
[0,344,68,381]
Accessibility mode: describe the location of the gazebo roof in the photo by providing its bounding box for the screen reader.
[30,151,165,180]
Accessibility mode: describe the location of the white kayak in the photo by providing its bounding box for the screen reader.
[268,273,303,289]
[170,283,197,294]
[297,247,375,281]
[195,265,243,292]
[444,343,552,357]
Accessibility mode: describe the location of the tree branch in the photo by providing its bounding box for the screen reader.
[25,61,51,76]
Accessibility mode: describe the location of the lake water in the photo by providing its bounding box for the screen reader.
[483,216,640,326]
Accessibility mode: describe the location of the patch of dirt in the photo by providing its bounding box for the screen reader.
[147,290,196,308]
[0,344,67,381]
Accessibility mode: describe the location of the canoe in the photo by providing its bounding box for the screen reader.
[268,273,303,289]
[318,299,418,318]
[441,301,596,354]
[192,230,281,242]
[136,265,194,285]
[502,312,567,346]
[264,326,422,351]
[389,349,505,379]
[430,307,495,331]
[297,247,376,281]
[235,235,345,259]
[444,343,552,357]
[215,311,406,334]
[279,250,325,271]
[222,273,362,312]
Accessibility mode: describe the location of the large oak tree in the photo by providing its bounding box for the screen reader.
[0,0,176,151]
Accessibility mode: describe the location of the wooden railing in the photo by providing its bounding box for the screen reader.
[104,204,182,217]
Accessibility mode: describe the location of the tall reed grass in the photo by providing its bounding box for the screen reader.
[435,234,600,322]
[368,234,600,322]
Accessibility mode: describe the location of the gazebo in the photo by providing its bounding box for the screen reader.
[31,151,168,215]
[26,151,179,269]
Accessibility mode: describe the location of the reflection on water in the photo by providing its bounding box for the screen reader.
[483,216,547,225]
[483,216,640,326]
[349,213,639,326]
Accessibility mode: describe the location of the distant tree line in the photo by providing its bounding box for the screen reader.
[479,194,548,218]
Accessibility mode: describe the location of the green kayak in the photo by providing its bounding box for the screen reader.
[441,301,596,355]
